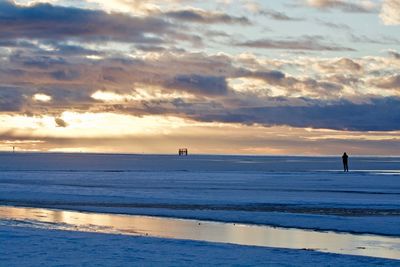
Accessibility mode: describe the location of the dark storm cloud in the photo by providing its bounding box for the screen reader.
[238,36,355,51]
[189,97,400,131]
[163,9,251,25]
[165,74,228,96]
[0,1,172,43]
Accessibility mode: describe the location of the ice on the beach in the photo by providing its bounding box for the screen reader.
[0,153,399,265]
[0,153,399,235]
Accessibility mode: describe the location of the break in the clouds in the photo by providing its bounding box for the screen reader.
[1,0,400,154]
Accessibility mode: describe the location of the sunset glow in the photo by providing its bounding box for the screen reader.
[1,0,399,154]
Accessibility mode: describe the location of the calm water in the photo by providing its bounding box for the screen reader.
[0,152,400,172]
[1,206,399,260]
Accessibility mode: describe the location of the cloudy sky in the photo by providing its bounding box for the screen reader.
[0,0,399,155]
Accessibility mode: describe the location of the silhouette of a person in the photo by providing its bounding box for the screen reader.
[342,152,349,172]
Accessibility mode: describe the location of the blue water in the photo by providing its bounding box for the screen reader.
[0,152,399,172]
[1,205,400,260]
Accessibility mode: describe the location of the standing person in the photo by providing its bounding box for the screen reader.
[342,152,349,172]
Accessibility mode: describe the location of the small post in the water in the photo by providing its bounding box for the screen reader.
[178,148,188,156]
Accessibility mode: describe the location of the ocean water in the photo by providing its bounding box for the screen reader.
[1,205,400,260]
[0,152,399,237]
[0,152,399,172]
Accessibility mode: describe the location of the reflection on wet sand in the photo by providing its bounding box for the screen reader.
[1,205,399,260]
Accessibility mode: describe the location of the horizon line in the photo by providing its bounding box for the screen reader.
[1,151,400,158]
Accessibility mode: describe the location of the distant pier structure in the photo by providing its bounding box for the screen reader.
[178,148,188,156]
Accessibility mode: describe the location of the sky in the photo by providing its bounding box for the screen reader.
[0,0,399,155]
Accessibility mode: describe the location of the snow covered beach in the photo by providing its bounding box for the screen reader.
[1,153,399,266]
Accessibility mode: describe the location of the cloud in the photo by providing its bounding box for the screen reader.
[333,58,362,71]
[0,0,399,156]
[49,43,102,56]
[259,9,303,21]
[0,1,173,44]
[248,70,286,84]
[165,74,229,96]
[243,2,302,21]
[2,122,400,155]
[163,9,251,25]
[237,36,355,51]
[315,19,351,30]
[82,0,188,15]
[55,117,68,127]
[349,33,400,45]
[388,50,400,59]
[373,74,400,89]
[18,55,67,69]
[1,36,399,132]
[50,69,81,81]
[304,0,378,13]
[190,97,400,131]
[380,0,400,25]
[0,86,26,112]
